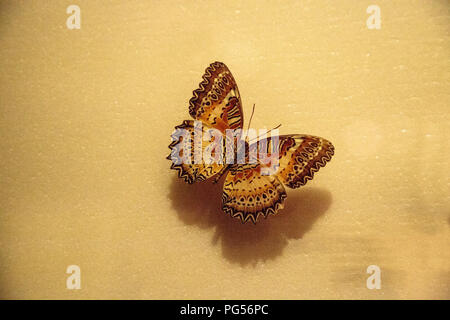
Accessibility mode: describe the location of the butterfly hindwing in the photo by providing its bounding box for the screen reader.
[222,164,287,223]
[168,120,226,184]
[189,61,244,132]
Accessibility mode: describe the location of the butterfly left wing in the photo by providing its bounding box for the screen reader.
[222,164,287,223]
[167,120,226,184]
[189,61,244,132]
[168,61,242,184]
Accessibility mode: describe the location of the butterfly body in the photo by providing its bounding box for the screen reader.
[168,62,334,223]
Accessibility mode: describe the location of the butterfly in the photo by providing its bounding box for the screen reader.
[167,62,334,223]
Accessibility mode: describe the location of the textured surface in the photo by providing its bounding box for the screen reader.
[0,0,449,299]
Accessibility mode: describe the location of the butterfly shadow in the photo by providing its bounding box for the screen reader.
[169,176,332,266]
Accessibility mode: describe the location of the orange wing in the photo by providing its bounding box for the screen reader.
[222,164,287,224]
[189,61,244,132]
[251,134,334,188]
[168,62,243,184]
[167,120,226,184]
[221,135,334,223]
[271,135,334,188]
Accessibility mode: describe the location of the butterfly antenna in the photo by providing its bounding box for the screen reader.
[248,123,282,143]
[247,104,256,133]
[268,123,282,133]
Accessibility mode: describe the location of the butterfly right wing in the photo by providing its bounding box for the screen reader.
[220,134,334,223]
[257,134,335,189]
[221,163,287,223]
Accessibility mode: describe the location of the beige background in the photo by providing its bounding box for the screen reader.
[0,0,449,299]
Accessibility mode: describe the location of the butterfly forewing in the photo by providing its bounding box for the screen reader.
[189,61,244,132]
[254,135,335,189]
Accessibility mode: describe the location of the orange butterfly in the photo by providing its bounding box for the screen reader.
[167,62,334,223]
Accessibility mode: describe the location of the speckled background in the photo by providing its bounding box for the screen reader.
[0,0,449,299]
